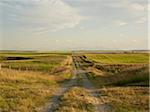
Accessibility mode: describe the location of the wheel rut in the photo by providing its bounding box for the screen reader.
[42,54,111,112]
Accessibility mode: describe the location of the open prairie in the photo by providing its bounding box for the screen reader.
[0,52,72,112]
[1,0,148,112]
[0,51,149,112]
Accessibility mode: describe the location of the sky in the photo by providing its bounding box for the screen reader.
[0,0,148,51]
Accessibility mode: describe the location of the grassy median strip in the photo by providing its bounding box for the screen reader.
[55,87,95,112]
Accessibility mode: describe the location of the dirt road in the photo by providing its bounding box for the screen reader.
[42,53,111,112]
[73,55,111,112]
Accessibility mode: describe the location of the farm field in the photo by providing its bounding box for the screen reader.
[86,53,149,64]
[0,51,149,112]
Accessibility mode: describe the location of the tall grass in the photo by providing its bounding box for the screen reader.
[87,66,149,87]
[55,87,95,112]
[0,53,68,72]
[0,69,58,112]
[99,87,149,112]
[0,53,72,112]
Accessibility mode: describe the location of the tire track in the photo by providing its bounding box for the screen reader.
[42,54,111,112]
[75,55,111,112]
[41,56,77,112]
[44,74,77,112]
[75,60,100,112]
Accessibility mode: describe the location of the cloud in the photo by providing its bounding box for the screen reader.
[119,33,124,37]
[135,17,147,24]
[115,20,127,26]
[132,39,137,43]
[55,40,59,43]
[79,26,85,30]
[0,0,82,34]
[112,39,117,43]
[106,0,146,18]
[148,4,150,11]
[66,40,72,42]
[129,3,145,11]
[107,0,146,11]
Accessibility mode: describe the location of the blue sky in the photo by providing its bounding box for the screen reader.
[0,0,148,50]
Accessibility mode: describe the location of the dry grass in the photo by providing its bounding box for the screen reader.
[81,53,149,112]
[0,68,72,112]
[0,54,73,112]
[55,87,95,112]
[87,65,149,87]
[94,63,147,74]
[86,65,149,112]
[0,52,149,112]
[99,87,149,112]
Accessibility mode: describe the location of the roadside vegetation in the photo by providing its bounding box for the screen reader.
[0,52,72,112]
[87,66,149,87]
[99,87,149,112]
[84,53,149,111]
[0,69,57,112]
[0,51,149,112]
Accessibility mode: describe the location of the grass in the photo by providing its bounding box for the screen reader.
[94,63,147,74]
[0,53,68,72]
[86,53,149,64]
[55,87,95,112]
[99,87,149,112]
[87,65,149,87]
[0,68,72,112]
[84,53,149,87]
[0,52,71,57]
[0,52,149,112]
[87,66,149,111]
[80,53,149,112]
[0,52,73,112]
[0,69,58,112]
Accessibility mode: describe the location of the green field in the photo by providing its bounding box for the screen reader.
[0,52,69,72]
[86,53,149,64]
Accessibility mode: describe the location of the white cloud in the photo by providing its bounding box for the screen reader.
[112,40,117,43]
[107,0,146,12]
[66,40,72,42]
[55,40,59,42]
[148,4,150,12]
[132,40,137,43]
[106,0,146,18]
[79,26,85,30]
[115,20,127,26]
[0,0,82,33]
[135,17,147,24]
[129,3,145,11]
[119,33,124,37]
